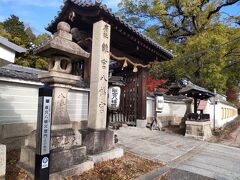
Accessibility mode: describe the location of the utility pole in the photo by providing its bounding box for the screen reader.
[213,88,217,131]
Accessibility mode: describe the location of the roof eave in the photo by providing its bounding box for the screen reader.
[0,36,26,53]
[46,0,174,60]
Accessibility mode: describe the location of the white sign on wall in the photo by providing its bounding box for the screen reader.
[156,96,164,112]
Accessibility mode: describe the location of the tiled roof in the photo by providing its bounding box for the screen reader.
[0,36,26,53]
[0,64,45,82]
[179,84,214,97]
[46,0,173,59]
[0,64,88,88]
[147,92,187,102]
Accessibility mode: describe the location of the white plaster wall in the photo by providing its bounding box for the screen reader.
[0,80,90,125]
[147,97,238,129]
[147,98,187,118]
[67,89,89,121]
[204,101,238,128]
[160,101,186,117]
[0,45,15,66]
[146,97,154,119]
[0,81,39,124]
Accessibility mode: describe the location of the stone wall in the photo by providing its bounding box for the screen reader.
[0,122,36,150]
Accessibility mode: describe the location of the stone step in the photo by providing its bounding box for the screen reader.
[18,145,88,175]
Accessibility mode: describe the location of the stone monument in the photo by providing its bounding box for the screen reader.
[18,21,94,178]
[81,21,123,159]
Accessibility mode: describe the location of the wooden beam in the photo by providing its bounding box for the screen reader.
[83,57,91,83]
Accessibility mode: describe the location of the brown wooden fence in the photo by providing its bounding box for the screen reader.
[108,72,140,126]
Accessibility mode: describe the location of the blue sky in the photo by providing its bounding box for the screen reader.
[0,0,239,35]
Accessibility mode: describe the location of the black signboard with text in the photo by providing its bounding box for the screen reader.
[35,85,52,180]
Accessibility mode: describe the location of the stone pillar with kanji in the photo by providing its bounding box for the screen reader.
[81,20,115,154]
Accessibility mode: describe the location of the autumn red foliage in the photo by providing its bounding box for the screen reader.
[146,75,167,92]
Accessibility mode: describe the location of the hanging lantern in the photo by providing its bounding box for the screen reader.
[108,86,121,111]
[133,65,138,73]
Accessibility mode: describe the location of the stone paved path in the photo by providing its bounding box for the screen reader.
[221,126,240,147]
[115,127,240,180]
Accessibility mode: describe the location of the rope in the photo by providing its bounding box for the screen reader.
[110,52,150,68]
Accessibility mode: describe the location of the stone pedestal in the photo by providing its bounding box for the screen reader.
[18,129,93,178]
[180,98,193,130]
[0,144,6,179]
[185,121,212,141]
[88,148,124,164]
[81,129,114,155]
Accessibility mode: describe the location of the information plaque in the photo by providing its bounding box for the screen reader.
[35,85,52,180]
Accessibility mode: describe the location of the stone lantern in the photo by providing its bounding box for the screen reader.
[19,22,94,178]
[36,21,90,128]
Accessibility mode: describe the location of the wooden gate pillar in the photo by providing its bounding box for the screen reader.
[137,69,147,120]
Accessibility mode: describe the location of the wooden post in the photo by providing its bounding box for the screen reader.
[137,69,147,120]
[194,96,198,114]
[83,58,91,82]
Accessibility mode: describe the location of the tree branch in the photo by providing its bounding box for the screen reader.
[207,0,240,19]
[224,61,240,69]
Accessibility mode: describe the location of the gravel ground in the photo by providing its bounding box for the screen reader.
[66,152,163,180]
[6,150,163,180]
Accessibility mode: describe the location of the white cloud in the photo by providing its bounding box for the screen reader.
[0,0,120,9]
[0,15,6,22]
[0,0,62,7]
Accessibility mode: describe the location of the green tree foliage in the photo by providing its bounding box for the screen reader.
[2,15,29,47]
[0,15,50,70]
[34,33,51,45]
[25,27,37,44]
[119,0,240,93]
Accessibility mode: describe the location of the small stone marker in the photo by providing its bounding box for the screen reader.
[0,144,6,178]
[88,20,111,130]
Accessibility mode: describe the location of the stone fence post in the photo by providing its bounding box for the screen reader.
[0,144,6,179]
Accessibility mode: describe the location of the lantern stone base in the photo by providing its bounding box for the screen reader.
[88,148,124,164]
[81,128,114,155]
[18,159,94,180]
[18,128,94,178]
[185,121,212,141]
